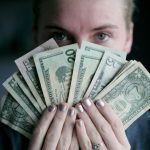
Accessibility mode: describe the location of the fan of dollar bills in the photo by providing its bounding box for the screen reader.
[0,39,150,139]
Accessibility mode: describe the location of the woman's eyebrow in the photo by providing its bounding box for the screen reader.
[44,25,67,32]
[92,24,119,31]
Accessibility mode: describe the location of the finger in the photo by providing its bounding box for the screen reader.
[76,104,107,150]
[82,98,119,149]
[75,104,103,144]
[76,119,92,150]
[57,107,77,150]
[28,105,57,150]
[42,103,69,150]
[96,100,130,147]
[69,130,79,150]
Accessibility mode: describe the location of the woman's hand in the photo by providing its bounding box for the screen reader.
[28,103,78,150]
[75,98,131,150]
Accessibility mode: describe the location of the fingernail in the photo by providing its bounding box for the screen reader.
[76,104,84,113]
[96,100,105,107]
[48,105,56,112]
[77,120,83,127]
[68,108,75,117]
[83,98,92,107]
[58,103,68,112]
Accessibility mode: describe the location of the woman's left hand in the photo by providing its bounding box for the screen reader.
[75,98,131,150]
[28,103,78,150]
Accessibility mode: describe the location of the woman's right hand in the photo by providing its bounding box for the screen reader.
[28,103,79,150]
[75,98,131,150]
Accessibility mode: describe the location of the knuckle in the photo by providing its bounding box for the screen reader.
[67,121,75,129]
[53,113,66,127]
[83,140,91,149]
[89,130,99,139]
[66,113,76,123]
[33,126,44,137]
[58,137,69,149]
[99,124,112,134]
[55,113,65,122]
[112,118,123,129]
[47,131,55,139]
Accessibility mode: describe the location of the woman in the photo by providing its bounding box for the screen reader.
[27,0,150,149]
[1,0,150,150]
[29,0,134,149]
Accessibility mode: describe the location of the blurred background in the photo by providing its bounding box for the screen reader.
[0,0,149,99]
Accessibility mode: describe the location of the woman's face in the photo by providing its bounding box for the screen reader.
[34,0,133,53]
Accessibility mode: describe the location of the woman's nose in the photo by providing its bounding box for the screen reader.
[75,36,89,48]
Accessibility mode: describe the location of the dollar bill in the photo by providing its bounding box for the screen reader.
[106,61,137,87]
[67,49,104,105]
[34,44,78,106]
[3,74,40,123]
[95,62,150,129]
[0,93,35,139]
[85,52,126,99]
[67,41,127,105]
[81,41,127,59]
[113,60,137,81]
[15,39,58,110]
[13,72,42,113]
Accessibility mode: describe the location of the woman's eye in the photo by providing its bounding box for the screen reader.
[96,33,110,41]
[48,32,74,46]
[52,32,68,42]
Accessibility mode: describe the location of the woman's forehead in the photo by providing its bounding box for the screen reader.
[40,0,124,27]
[39,0,123,15]
[39,0,124,22]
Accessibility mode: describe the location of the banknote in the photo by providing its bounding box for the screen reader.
[95,62,150,129]
[0,93,34,139]
[68,41,127,105]
[81,41,127,59]
[13,72,42,113]
[67,49,104,104]
[85,52,126,99]
[113,60,137,81]
[106,61,137,87]
[34,44,78,106]
[1,40,150,139]
[3,74,40,122]
[15,39,58,110]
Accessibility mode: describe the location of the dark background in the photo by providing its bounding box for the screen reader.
[0,0,150,99]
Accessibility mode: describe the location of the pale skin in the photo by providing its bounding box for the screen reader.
[28,0,133,149]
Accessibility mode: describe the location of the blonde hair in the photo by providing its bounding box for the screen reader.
[124,0,135,28]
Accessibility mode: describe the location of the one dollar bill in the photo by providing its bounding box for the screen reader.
[0,93,35,139]
[95,62,150,129]
[3,74,40,123]
[68,41,127,105]
[85,52,126,99]
[15,39,58,110]
[13,72,42,113]
[68,49,103,105]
